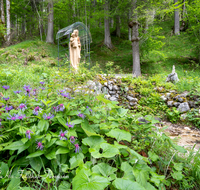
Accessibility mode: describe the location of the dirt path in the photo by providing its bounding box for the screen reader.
[159,121,200,151]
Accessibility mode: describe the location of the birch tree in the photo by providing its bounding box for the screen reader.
[46,0,54,43]
[174,0,180,35]
[130,0,141,77]
[104,0,113,49]
[1,0,5,24]
[6,0,10,43]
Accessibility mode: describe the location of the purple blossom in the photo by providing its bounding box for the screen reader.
[75,144,80,153]
[77,113,85,119]
[0,119,2,126]
[18,103,27,111]
[26,130,33,139]
[54,104,65,112]
[59,129,68,140]
[3,97,9,101]
[2,85,10,90]
[23,85,32,96]
[33,106,42,115]
[39,87,45,91]
[17,114,26,120]
[36,141,43,150]
[5,105,13,112]
[60,93,71,99]
[66,122,75,128]
[14,90,22,94]
[70,136,76,144]
[33,89,37,96]
[40,82,45,85]
[86,106,92,112]
[43,113,54,120]
[7,114,18,121]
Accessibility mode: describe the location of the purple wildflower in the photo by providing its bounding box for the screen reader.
[0,119,2,126]
[60,93,71,99]
[36,141,43,150]
[2,85,10,90]
[39,87,45,91]
[54,104,65,112]
[23,85,32,96]
[32,89,37,96]
[14,90,22,94]
[5,105,13,112]
[70,136,76,144]
[77,113,85,119]
[75,144,80,153]
[43,113,54,120]
[3,97,9,101]
[86,106,92,112]
[18,103,27,111]
[59,130,68,140]
[40,82,45,85]
[7,114,18,121]
[17,114,26,120]
[26,130,33,139]
[33,106,42,115]
[66,122,75,128]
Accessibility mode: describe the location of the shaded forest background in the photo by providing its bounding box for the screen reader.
[0,0,200,75]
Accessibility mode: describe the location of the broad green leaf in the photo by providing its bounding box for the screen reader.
[82,136,106,148]
[61,164,69,173]
[68,128,77,137]
[117,108,128,117]
[38,119,49,132]
[106,129,131,142]
[7,167,20,190]
[17,141,31,155]
[3,140,24,150]
[20,187,35,190]
[90,143,119,158]
[92,163,117,179]
[69,153,84,169]
[29,157,43,173]
[71,119,82,124]
[171,171,184,180]
[0,162,9,177]
[56,147,69,154]
[150,172,165,187]
[58,181,71,190]
[56,140,68,147]
[26,151,44,158]
[72,168,110,190]
[173,162,183,171]
[21,138,28,144]
[112,178,145,190]
[68,110,79,116]
[148,151,159,162]
[168,139,187,153]
[57,117,67,128]
[45,149,56,160]
[46,138,57,148]
[81,120,99,137]
[121,162,135,181]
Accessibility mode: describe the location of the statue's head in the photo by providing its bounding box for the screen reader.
[71,33,75,37]
[74,30,79,36]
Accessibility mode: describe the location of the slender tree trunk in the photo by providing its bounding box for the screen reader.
[1,0,5,24]
[6,0,10,44]
[131,0,141,77]
[104,0,113,49]
[46,1,54,43]
[128,9,132,41]
[174,0,180,35]
[115,15,120,37]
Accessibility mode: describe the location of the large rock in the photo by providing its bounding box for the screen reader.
[126,96,138,102]
[167,101,174,107]
[177,102,190,113]
[166,65,179,83]
[109,96,118,101]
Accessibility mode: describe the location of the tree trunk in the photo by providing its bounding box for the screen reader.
[104,0,113,49]
[131,0,141,77]
[1,0,5,24]
[128,9,132,41]
[46,1,54,43]
[174,0,180,35]
[6,0,10,44]
[115,15,120,37]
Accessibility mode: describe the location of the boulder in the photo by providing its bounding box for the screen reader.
[177,102,190,113]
